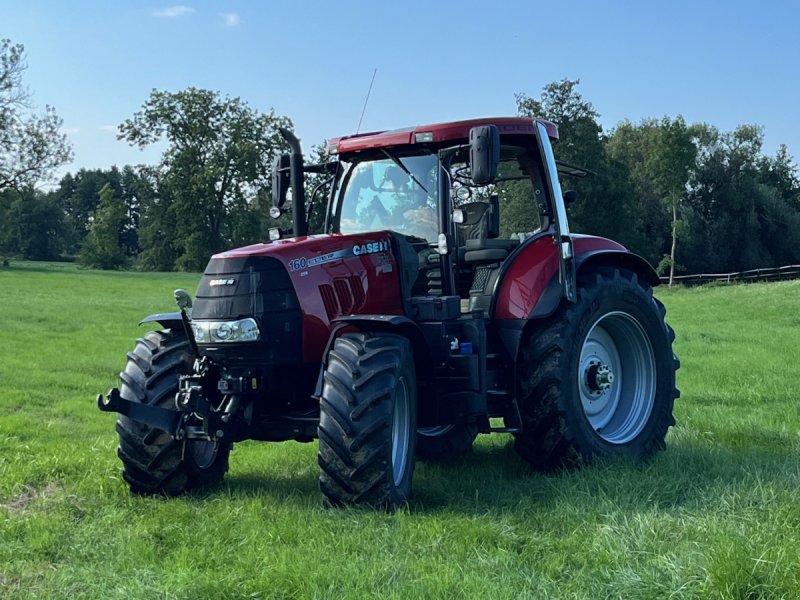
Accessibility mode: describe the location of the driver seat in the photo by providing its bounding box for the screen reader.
[456,195,518,264]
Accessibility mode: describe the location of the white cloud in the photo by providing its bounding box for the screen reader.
[98,125,117,133]
[152,5,195,18]
[220,12,240,27]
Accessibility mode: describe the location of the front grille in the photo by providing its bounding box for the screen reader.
[193,256,302,365]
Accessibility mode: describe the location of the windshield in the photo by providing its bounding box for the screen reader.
[336,154,439,243]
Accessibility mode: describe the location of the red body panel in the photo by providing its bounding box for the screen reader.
[213,232,404,362]
[494,233,626,320]
[328,117,558,155]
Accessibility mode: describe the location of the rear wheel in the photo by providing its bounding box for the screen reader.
[318,333,417,508]
[416,424,479,461]
[513,268,678,470]
[115,329,230,495]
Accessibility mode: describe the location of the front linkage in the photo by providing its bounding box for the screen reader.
[98,355,244,443]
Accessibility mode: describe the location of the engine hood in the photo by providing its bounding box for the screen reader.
[207,231,404,362]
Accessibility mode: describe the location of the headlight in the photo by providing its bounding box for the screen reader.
[191,318,261,343]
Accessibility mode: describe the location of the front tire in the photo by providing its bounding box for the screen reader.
[318,333,417,508]
[513,268,679,470]
[115,329,230,495]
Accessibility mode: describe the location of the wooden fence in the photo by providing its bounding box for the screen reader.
[660,264,800,286]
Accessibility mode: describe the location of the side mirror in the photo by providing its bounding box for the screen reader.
[469,125,500,185]
[173,288,192,310]
[271,153,291,210]
[563,190,578,205]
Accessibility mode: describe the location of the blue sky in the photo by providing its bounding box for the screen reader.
[4,1,799,177]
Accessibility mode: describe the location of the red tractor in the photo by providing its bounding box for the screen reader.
[99,117,678,508]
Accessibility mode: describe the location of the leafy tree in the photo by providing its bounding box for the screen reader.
[0,186,65,260]
[0,39,72,191]
[516,79,643,255]
[683,124,800,273]
[758,144,800,206]
[136,171,179,271]
[52,165,150,258]
[55,167,122,254]
[79,183,126,269]
[608,117,697,284]
[119,88,292,271]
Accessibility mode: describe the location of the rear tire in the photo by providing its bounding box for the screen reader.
[416,424,479,461]
[116,329,230,495]
[318,333,417,508]
[513,268,678,470]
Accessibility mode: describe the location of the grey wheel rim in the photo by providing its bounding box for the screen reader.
[578,311,656,444]
[188,440,219,469]
[392,377,412,486]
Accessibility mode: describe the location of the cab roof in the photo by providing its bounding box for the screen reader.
[326,117,558,156]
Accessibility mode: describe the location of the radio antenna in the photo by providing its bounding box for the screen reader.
[356,68,377,134]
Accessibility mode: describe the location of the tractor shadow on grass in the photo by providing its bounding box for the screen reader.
[214,435,799,515]
[410,435,800,514]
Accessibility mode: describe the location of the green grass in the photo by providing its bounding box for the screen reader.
[2,261,800,599]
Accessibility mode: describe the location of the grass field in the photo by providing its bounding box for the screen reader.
[1,261,800,599]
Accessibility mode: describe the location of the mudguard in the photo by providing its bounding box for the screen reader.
[493,234,658,321]
[139,312,184,330]
[491,234,659,363]
[312,315,431,400]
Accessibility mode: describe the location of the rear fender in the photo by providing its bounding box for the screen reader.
[525,250,659,322]
[492,239,658,362]
[577,250,660,286]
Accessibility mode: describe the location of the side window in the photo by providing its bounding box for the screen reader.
[496,176,543,239]
[450,146,547,240]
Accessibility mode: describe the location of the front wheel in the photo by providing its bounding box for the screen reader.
[115,329,231,495]
[514,268,679,470]
[318,333,417,508]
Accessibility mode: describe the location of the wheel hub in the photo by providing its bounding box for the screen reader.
[585,361,615,394]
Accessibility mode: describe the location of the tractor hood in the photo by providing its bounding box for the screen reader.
[200,232,405,362]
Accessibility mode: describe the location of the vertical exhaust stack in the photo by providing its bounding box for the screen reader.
[279,127,308,238]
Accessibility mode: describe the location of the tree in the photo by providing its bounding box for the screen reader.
[0,39,72,191]
[516,79,643,255]
[682,124,800,273]
[0,186,65,260]
[79,183,126,269]
[119,88,292,271]
[53,165,153,259]
[608,117,697,284]
[758,144,800,206]
[55,167,122,254]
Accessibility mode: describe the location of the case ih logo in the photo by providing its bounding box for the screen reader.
[209,278,235,287]
[353,239,390,256]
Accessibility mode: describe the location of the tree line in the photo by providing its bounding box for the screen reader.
[517,80,800,281]
[2,38,799,277]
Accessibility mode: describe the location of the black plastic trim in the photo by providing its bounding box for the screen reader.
[576,250,660,286]
[139,312,184,329]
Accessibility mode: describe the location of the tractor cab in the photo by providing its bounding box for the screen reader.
[323,119,568,314]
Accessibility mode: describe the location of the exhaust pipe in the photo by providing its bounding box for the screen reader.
[279,127,308,238]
